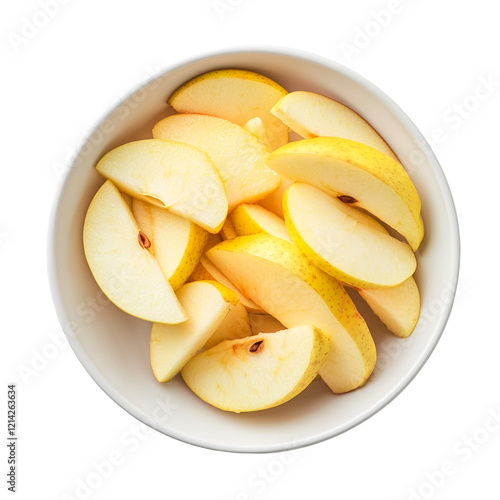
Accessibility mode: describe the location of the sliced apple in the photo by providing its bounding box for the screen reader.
[206,234,376,393]
[167,69,289,150]
[132,198,207,290]
[83,180,187,324]
[181,325,331,412]
[220,219,238,240]
[243,117,274,151]
[152,114,280,211]
[267,137,424,250]
[357,277,421,338]
[196,256,263,314]
[271,91,398,160]
[248,313,285,335]
[230,203,291,243]
[188,261,214,282]
[258,177,293,219]
[203,302,253,350]
[150,280,238,382]
[95,139,228,233]
[283,183,416,288]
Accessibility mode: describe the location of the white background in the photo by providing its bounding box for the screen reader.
[2,0,499,499]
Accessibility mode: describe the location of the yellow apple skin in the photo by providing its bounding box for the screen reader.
[83,180,187,324]
[267,137,424,250]
[188,261,215,282]
[153,114,280,211]
[283,183,417,288]
[181,325,331,412]
[357,277,421,338]
[230,203,291,243]
[206,234,377,393]
[167,69,289,151]
[95,139,228,233]
[132,198,208,290]
[271,90,398,160]
[150,280,237,383]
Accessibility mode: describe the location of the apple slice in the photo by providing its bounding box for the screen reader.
[258,177,293,219]
[230,203,291,243]
[132,198,208,290]
[196,256,263,314]
[167,69,289,150]
[181,325,331,412]
[220,219,238,240]
[243,117,274,151]
[357,277,421,338]
[283,183,416,288]
[271,91,398,160]
[248,313,285,335]
[150,281,238,382]
[206,234,376,393]
[95,139,227,233]
[83,180,187,324]
[152,114,280,211]
[267,137,424,250]
[203,302,253,350]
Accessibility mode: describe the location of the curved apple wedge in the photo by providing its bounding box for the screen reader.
[153,114,280,211]
[284,183,416,288]
[132,198,208,290]
[150,281,239,383]
[230,203,291,242]
[357,277,421,338]
[206,234,377,393]
[168,69,289,151]
[202,302,253,351]
[95,139,228,233]
[189,255,264,314]
[181,325,331,413]
[267,137,424,250]
[270,90,398,160]
[83,180,187,324]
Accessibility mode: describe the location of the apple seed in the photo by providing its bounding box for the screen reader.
[249,340,264,353]
[337,195,358,204]
[138,231,151,249]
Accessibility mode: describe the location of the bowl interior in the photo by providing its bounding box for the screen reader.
[49,49,459,453]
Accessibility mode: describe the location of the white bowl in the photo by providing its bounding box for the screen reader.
[48,47,460,453]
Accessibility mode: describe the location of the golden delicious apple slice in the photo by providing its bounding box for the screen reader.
[167,69,289,150]
[203,302,253,350]
[150,280,238,382]
[181,325,331,412]
[271,91,398,160]
[258,177,293,219]
[248,313,285,335]
[357,277,421,338]
[152,114,281,211]
[83,180,187,324]
[95,139,228,233]
[230,203,291,243]
[196,256,263,314]
[206,234,376,393]
[267,137,424,250]
[243,117,274,151]
[132,198,208,290]
[284,183,416,288]
[220,219,238,240]
[188,261,214,282]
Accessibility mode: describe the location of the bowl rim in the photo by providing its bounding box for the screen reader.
[47,45,461,453]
